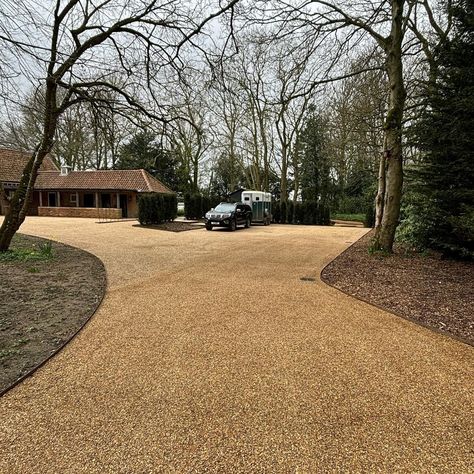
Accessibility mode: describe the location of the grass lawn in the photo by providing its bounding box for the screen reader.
[331,213,366,222]
[0,235,54,263]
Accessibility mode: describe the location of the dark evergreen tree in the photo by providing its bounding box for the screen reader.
[116,131,186,191]
[404,0,474,258]
[209,152,246,198]
[299,109,333,210]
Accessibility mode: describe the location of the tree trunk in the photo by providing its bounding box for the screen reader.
[0,148,50,251]
[374,136,387,229]
[373,0,406,252]
[0,80,57,251]
[280,147,288,203]
[259,115,269,192]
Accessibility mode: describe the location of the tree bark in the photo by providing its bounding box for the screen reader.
[0,80,58,251]
[374,136,387,229]
[280,146,288,203]
[373,0,406,251]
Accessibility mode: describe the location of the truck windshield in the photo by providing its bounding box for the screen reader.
[214,203,236,212]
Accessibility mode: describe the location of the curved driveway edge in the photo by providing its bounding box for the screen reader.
[1,217,473,473]
[321,232,474,348]
[0,234,107,397]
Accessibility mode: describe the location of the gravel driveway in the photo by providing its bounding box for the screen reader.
[1,217,473,472]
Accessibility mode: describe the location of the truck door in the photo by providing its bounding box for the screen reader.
[252,195,263,221]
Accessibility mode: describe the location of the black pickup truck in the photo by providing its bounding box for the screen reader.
[205,202,252,231]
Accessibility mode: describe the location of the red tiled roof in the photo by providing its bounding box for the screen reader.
[0,148,58,182]
[35,169,174,194]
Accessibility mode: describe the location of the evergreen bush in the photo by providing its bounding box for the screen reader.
[184,193,203,219]
[402,0,474,258]
[295,201,305,224]
[184,193,220,219]
[364,202,375,228]
[270,200,330,226]
[138,193,176,225]
[280,201,288,224]
[272,201,281,223]
[287,201,295,224]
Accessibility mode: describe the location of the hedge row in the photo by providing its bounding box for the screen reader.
[138,193,177,225]
[272,200,331,225]
[364,203,375,228]
[184,193,220,219]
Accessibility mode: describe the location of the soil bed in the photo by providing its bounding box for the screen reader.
[135,221,204,232]
[0,234,106,394]
[322,231,474,345]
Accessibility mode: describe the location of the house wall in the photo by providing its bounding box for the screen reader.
[0,189,40,215]
[33,191,141,218]
[38,207,122,219]
[128,193,139,218]
[0,192,8,215]
[30,191,40,215]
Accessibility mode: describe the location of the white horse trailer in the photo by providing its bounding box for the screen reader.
[241,191,272,225]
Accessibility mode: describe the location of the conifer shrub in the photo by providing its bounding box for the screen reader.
[184,193,221,219]
[138,193,177,225]
[364,203,375,228]
[280,201,288,224]
[295,201,305,224]
[184,193,203,219]
[321,204,331,225]
[272,201,281,223]
[271,200,330,225]
[287,201,295,224]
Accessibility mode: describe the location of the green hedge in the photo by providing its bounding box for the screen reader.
[364,203,375,228]
[272,200,330,225]
[138,193,177,225]
[184,193,220,219]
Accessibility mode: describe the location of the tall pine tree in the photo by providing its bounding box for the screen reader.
[406,0,474,258]
[299,109,332,209]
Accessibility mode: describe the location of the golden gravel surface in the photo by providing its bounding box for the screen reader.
[1,217,473,473]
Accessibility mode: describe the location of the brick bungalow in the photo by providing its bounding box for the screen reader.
[0,148,174,218]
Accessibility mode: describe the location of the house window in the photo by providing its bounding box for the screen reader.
[70,193,77,204]
[255,196,260,201]
[244,196,250,201]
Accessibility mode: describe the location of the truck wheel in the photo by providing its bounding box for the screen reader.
[230,219,237,231]
[245,217,251,228]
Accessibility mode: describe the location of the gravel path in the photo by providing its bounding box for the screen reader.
[1,217,473,472]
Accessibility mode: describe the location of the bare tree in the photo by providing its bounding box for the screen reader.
[0,0,238,251]
[209,64,247,192]
[170,77,212,193]
[249,0,408,250]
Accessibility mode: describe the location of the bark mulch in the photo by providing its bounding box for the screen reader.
[0,234,106,395]
[321,231,474,345]
[134,221,204,232]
